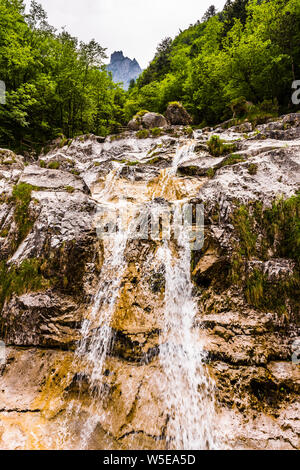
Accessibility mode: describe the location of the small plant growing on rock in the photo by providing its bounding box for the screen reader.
[11,183,39,247]
[206,168,215,178]
[48,161,60,170]
[134,110,149,119]
[184,126,194,136]
[0,228,9,238]
[221,154,246,168]
[0,258,51,309]
[136,129,150,139]
[207,135,236,157]
[151,127,162,137]
[248,163,258,175]
[39,160,46,168]
[65,186,75,193]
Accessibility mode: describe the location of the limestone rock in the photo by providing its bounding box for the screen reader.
[165,102,192,125]
[107,51,142,91]
[141,112,167,129]
[0,113,300,450]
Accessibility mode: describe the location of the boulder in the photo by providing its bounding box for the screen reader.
[165,102,192,125]
[128,112,167,131]
[141,112,167,129]
[128,118,141,131]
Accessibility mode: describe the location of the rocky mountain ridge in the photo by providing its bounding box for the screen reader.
[107,51,142,90]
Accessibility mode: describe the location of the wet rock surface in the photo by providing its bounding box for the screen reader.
[0,114,299,449]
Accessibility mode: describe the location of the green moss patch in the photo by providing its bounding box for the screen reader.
[208,135,237,157]
[230,194,300,314]
[11,183,38,247]
[0,258,51,309]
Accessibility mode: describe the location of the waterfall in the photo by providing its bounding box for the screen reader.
[76,225,130,449]
[59,164,133,449]
[154,143,218,449]
[157,206,217,450]
[60,141,218,449]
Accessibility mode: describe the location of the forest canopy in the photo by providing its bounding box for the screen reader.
[126,0,300,126]
[0,0,299,153]
[0,0,126,152]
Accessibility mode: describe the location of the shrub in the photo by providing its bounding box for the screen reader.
[247,99,279,126]
[207,135,236,157]
[59,138,68,148]
[184,126,194,136]
[230,96,248,118]
[151,127,162,137]
[136,129,150,139]
[248,163,258,175]
[48,161,60,170]
[39,160,46,168]
[0,258,50,309]
[12,183,37,246]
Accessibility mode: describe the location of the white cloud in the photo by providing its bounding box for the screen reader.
[24,0,226,68]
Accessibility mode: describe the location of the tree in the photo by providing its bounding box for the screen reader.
[202,5,217,22]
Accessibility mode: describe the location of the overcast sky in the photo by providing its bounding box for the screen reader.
[24,0,227,68]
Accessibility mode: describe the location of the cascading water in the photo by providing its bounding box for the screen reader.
[153,143,218,449]
[157,208,217,450]
[61,141,218,449]
[60,163,133,449]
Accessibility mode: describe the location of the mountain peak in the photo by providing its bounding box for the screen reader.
[107,50,142,90]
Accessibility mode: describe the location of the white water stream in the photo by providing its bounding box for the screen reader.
[64,141,218,449]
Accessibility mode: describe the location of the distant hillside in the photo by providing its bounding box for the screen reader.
[126,0,300,126]
[107,51,142,90]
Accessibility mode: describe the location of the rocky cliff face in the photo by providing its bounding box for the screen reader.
[0,116,299,450]
[107,51,142,90]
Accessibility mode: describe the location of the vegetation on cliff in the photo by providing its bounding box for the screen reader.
[231,193,300,315]
[126,0,300,125]
[0,0,126,152]
[1,1,299,153]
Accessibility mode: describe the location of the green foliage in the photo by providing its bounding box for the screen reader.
[0,258,50,309]
[136,129,150,139]
[263,193,300,265]
[151,127,163,137]
[184,126,194,136]
[231,193,300,313]
[11,183,37,245]
[48,161,60,170]
[207,135,236,157]
[233,205,257,257]
[221,153,246,167]
[0,0,126,153]
[134,110,149,119]
[39,160,46,168]
[245,268,299,315]
[248,163,258,175]
[126,0,300,126]
[1,0,299,149]
[206,167,215,178]
[230,97,249,118]
[65,186,75,193]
